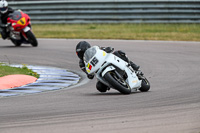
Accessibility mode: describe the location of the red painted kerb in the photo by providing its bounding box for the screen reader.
[0,74,37,90]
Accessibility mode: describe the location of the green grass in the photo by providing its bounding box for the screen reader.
[0,64,39,78]
[32,23,200,41]
[1,24,199,77]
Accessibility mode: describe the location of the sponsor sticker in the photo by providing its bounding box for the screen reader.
[87,63,92,70]
[17,17,26,26]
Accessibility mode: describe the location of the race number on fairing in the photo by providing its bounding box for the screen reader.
[90,57,99,66]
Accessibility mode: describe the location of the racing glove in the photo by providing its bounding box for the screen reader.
[101,47,114,53]
[87,74,94,79]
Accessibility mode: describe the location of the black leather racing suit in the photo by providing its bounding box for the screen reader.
[0,7,14,39]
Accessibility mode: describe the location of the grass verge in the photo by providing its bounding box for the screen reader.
[32,23,200,41]
[0,63,39,78]
[1,24,199,77]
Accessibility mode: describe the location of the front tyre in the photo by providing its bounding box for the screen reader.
[26,30,38,47]
[104,71,131,94]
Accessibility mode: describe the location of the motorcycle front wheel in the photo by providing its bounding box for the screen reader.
[26,30,38,47]
[104,71,131,94]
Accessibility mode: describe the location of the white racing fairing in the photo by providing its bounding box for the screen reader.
[84,46,142,92]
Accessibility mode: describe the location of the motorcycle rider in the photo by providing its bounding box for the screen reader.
[76,41,141,92]
[0,0,14,39]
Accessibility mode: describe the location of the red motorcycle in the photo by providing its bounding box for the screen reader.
[6,10,38,47]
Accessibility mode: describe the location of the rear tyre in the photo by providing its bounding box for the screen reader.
[26,30,38,47]
[104,71,131,94]
[139,77,150,92]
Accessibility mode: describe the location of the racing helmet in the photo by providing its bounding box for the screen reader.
[0,0,8,14]
[76,41,91,60]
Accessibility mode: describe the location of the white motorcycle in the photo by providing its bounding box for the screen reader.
[84,46,150,94]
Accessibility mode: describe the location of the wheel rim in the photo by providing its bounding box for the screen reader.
[110,72,129,88]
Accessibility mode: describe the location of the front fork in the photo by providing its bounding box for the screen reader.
[22,26,31,40]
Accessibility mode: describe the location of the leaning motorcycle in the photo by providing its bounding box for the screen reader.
[1,10,38,47]
[84,46,150,94]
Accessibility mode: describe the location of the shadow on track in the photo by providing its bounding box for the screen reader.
[0,46,34,48]
[85,91,142,96]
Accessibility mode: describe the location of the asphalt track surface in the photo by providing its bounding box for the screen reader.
[0,39,200,133]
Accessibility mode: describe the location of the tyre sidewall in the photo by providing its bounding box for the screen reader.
[26,30,38,47]
[104,72,131,94]
[139,77,150,92]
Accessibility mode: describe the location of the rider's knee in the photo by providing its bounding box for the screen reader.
[96,81,109,92]
[1,31,8,40]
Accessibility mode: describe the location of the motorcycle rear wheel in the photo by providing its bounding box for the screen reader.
[139,77,150,92]
[26,30,38,47]
[104,71,131,94]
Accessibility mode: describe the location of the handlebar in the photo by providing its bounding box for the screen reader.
[0,23,11,28]
[0,24,8,28]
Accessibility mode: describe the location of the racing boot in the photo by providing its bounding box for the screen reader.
[130,61,144,76]
[1,30,8,40]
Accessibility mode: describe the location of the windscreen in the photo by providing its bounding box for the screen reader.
[9,11,22,21]
[84,47,97,62]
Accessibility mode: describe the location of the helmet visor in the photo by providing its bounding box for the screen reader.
[0,7,7,12]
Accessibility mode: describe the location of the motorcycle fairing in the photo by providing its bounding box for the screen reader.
[84,46,141,90]
[17,17,26,26]
[101,54,141,90]
[7,10,30,32]
[9,11,22,21]
[85,46,107,74]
